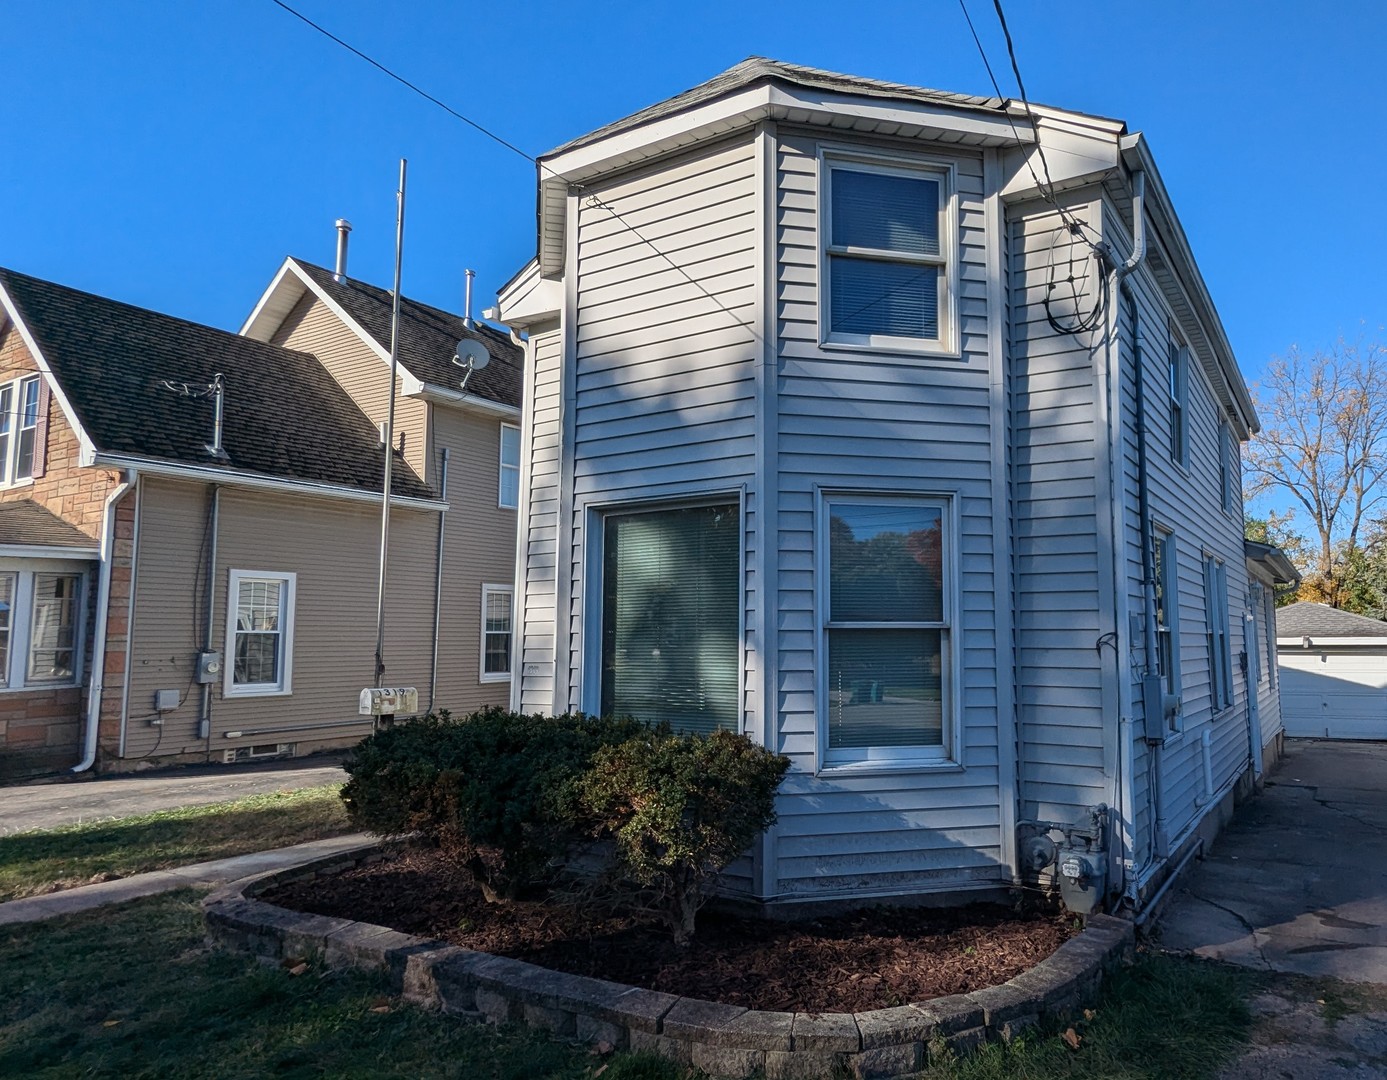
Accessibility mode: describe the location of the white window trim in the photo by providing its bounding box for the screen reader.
[223,569,296,699]
[0,374,42,490]
[0,559,89,692]
[479,583,513,683]
[1204,554,1232,711]
[1168,336,1190,469]
[816,490,961,773]
[499,423,520,510]
[1263,587,1277,689]
[817,147,960,359]
[1153,525,1182,732]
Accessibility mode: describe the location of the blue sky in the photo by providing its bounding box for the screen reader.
[3,0,1383,393]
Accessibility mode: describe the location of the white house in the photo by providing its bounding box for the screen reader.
[493,58,1294,916]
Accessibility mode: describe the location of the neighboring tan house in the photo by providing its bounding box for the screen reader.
[0,262,519,780]
[494,58,1295,917]
[1276,601,1387,741]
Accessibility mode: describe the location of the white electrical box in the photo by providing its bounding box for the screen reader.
[358,686,419,716]
[155,689,181,712]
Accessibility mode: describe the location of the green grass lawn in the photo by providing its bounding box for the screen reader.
[0,786,352,902]
[0,890,684,1080]
[0,887,1270,1080]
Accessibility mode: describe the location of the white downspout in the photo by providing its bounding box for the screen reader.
[71,472,135,773]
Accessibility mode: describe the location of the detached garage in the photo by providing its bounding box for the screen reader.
[1277,602,1387,740]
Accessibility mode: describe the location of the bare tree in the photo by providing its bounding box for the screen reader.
[1245,339,1387,605]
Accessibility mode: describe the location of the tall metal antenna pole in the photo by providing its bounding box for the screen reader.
[374,157,407,687]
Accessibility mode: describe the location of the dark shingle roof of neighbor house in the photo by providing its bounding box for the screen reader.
[0,499,97,550]
[544,56,1014,158]
[1276,602,1387,640]
[0,267,434,500]
[289,259,523,412]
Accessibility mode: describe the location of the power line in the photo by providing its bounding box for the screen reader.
[267,0,765,348]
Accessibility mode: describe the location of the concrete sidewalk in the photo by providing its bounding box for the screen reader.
[1155,739,1387,984]
[0,832,372,925]
[1,757,348,835]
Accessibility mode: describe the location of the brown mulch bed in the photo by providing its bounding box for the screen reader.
[264,847,1075,1013]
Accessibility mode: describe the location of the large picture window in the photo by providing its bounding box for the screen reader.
[28,572,79,683]
[225,570,295,697]
[822,156,953,351]
[823,495,952,766]
[0,564,85,689]
[599,501,739,735]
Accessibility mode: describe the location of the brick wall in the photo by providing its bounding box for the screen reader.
[0,322,121,780]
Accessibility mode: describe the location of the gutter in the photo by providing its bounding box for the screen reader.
[90,453,447,512]
[71,472,135,773]
[404,377,521,419]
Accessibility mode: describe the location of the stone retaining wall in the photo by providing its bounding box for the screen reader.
[203,846,1135,1080]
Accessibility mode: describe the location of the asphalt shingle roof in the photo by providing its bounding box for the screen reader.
[0,499,96,550]
[290,259,522,411]
[0,267,434,500]
[1276,602,1387,640]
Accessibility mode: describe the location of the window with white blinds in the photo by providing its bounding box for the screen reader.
[225,570,295,697]
[599,502,739,735]
[481,584,512,681]
[822,495,952,765]
[823,157,953,351]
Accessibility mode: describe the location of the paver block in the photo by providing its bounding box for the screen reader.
[475,986,515,1025]
[612,987,681,1033]
[663,998,749,1042]
[523,1002,576,1036]
[629,1029,692,1065]
[912,994,984,1035]
[764,1048,842,1079]
[856,1004,935,1049]
[721,1009,794,1051]
[792,1012,860,1052]
[691,1042,765,1078]
[967,981,1041,1026]
[576,1013,627,1049]
[998,1013,1040,1043]
[847,1041,922,1078]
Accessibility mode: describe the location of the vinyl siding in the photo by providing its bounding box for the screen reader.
[518,328,561,713]
[1007,196,1108,826]
[769,132,1004,897]
[122,477,438,759]
[270,292,429,482]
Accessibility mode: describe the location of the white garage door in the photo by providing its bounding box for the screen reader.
[1279,648,1387,740]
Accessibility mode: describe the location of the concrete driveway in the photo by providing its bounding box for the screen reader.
[0,757,347,835]
[1156,739,1387,984]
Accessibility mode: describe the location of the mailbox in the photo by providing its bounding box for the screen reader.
[358,686,419,716]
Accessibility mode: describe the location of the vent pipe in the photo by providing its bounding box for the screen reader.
[463,268,475,329]
[334,218,353,284]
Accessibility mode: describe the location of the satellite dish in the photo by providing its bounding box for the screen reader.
[452,338,490,372]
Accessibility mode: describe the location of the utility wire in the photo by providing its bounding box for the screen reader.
[267,0,765,348]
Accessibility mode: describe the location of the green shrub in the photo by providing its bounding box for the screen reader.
[340,708,648,901]
[577,729,790,947]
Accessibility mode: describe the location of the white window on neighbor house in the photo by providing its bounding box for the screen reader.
[0,564,86,690]
[821,153,955,353]
[0,375,43,487]
[1168,336,1188,467]
[1153,527,1180,728]
[597,500,740,735]
[822,494,954,767]
[225,570,295,697]
[1205,555,1232,710]
[499,424,520,509]
[480,585,512,682]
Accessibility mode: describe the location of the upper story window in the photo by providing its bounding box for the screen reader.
[1219,422,1239,515]
[822,155,954,353]
[0,375,42,487]
[822,494,953,768]
[499,424,520,509]
[1168,336,1189,467]
[225,570,296,697]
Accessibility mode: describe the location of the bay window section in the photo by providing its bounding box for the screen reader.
[823,496,952,766]
[599,501,739,735]
[0,573,15,686]
[28,573,79,683]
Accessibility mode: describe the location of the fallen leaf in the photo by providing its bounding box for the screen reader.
[1317,999,1326,1006]
[370,1006,391,1014]
[103,1020,122,1028]
[593,1065,609,1078]
[1061,1027,1082,1050]
[287,963,308,977]
[1083,1008,1096,1021]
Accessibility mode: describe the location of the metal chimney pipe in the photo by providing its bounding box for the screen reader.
[463,268,475,329]
[334,218,353,284]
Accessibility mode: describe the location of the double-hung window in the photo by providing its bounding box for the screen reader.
[499,424,520,509]
[1168,337,1188,467]
[1263,587,1277,689]
[1219,423,1239,515]
[0,565,84,689]
[1205,555,1232,710]
[225,570,295,697]
[823,495,953,767]
[480,584,513,681]
[822,155,954,352]
[1153,527,1180,727]
[599,501,739,735]
[0,375,42,487]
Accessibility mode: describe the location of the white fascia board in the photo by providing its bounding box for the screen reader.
[240,258,303,340]
[1120,134,1257,437]
[1277,636,1387,648]
[0,544,100,560]
[494,270,562,329]
[1000,114,1121,202]
[0,280,98,459]
[404,378,521,419]
[91,452,447,512]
